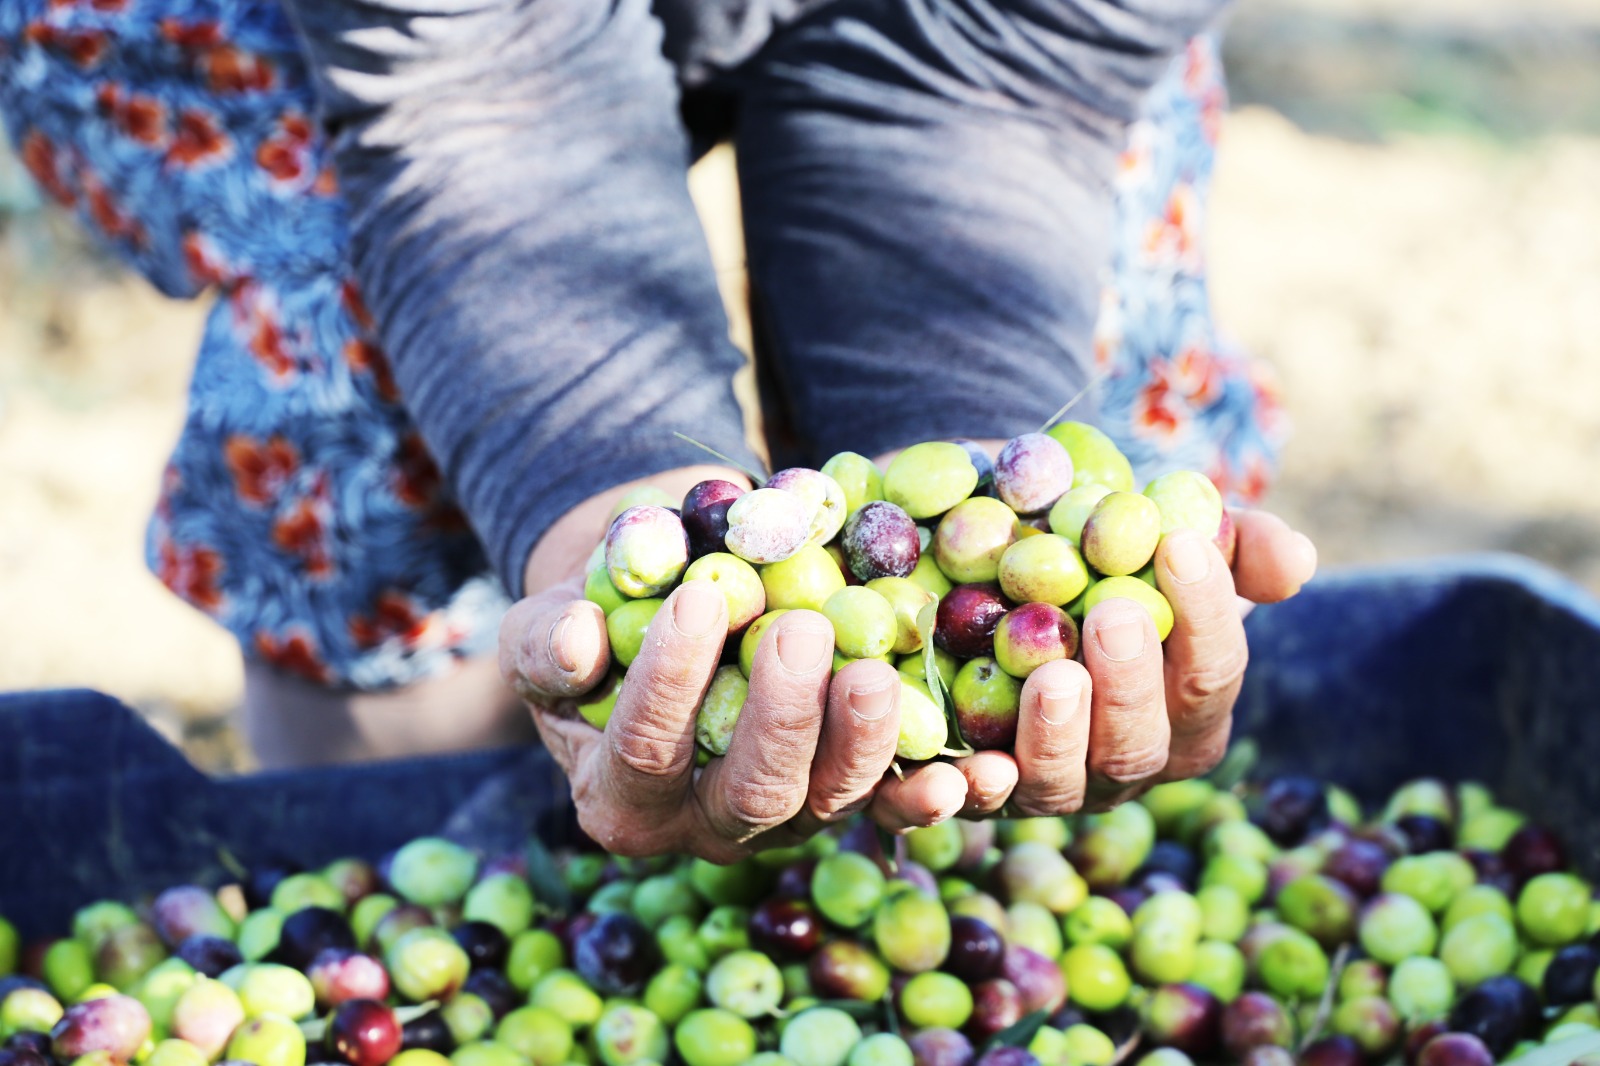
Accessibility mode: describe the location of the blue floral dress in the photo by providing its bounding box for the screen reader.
[0,1,1283,689]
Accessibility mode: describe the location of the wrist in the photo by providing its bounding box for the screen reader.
[521,464,753,598]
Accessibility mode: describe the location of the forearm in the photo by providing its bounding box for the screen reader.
[282,0,762,597]
[738,0,1229,460]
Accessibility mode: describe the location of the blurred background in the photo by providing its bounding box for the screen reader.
[2,0,1598,771]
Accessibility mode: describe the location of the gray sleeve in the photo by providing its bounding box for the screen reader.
[735,0,1228,463]
[280,0,763,598]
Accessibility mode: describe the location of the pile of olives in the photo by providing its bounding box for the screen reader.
[586,424,1232,762]
[3,772,1598,1066]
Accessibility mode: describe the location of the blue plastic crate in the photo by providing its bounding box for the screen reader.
[2,552,1597,939]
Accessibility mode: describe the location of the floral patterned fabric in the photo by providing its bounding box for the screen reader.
[0,2,1281,689]
[1095,38,1288,503]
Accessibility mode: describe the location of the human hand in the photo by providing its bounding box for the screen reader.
[867,446,1318,826]
[498,468,923,860]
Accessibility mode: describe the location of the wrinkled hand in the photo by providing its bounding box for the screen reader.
[498,468,939,860]
[500,577,927,861]
[888,507,1318,825]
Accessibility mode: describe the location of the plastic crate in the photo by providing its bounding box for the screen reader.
[2,552,1597,940]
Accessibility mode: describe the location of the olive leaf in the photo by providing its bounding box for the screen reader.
[1208,738,1259,793]
[915,600,973,759]
[875,824,900,875]
[807,999,884,1022]
[300,1001,438,1043]
[523,834,574,914]
[981,1008,1050,1053]
[1503,1031,1600,1065]
[882,994,901,1037]
[671,432,768,488]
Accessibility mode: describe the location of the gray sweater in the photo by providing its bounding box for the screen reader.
[282,0,1226,597]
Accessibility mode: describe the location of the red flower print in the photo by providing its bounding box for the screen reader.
[255,629,331,684]
[156,537,226,613]
[24,22,108,67]
[393,433,443,510]
[166,109,232,169]
[1091,286,1122,371]
[1183,39,1215,98]
[341,280,375,333]
[19,130,74,206]
[280,113,312,145]
[206,45,276,93]
[243,299,297,381]
[1206,459,1231,502]
[1234,455,1271,505]
[272,475,335,579]
[224,434,300,505]
[1141,184,1202,272]
[1172,343,1224,409]
[98,85,169,145]
[1133,364,1186,444]
[182,230,229,286]
[349,591,439,651]
[159,18,223,50]
[312,166,338,197]
[256,138,304,183]
[83,176,145,248]
[344,339,400,403]
[1201,86,1225,146]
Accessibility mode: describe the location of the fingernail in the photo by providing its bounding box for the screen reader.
[848,680,895,721]
[1038,674,1080,725]
[1291,531,1318,577]
[1164,533,1210,585]
[777,621,831,673]
[548,612,579,672]
[1096,615,1146,662]
[673,581,722,637]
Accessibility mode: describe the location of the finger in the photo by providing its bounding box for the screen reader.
[950,751,1019,819]
[1230,509,1317,605]
[1081,598,1169,810]
[695,610,834,844]
[598,580,726,823]
[1153,530,1249,782]
[527,704,597,777]
[497,592,609,703]
[871,761,968,832]
[786,658,902,836]
[1010,658,1092,816]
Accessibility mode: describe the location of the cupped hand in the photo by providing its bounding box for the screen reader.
[875,506,1318,826]
[498,467,914,861]
[500,578,912,861]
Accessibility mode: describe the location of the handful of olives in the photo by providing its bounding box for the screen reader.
[587,424,1233,763]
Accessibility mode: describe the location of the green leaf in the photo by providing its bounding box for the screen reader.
[1208,738,1259,793]
[875,824,899,876]
[301,1002,437,1042]
[916,600,971,757]
[524,834,574,914]
[982,1009,1050,1053]
[1505,1032,1600,1066]
[808,999,883,1022]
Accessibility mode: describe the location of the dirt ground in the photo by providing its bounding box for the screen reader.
[2,0,1598,769]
